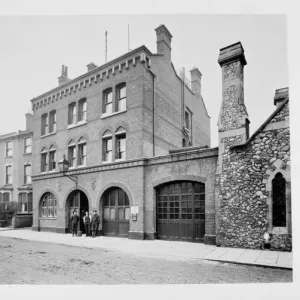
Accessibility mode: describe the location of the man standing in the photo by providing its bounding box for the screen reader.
[70,210,79,237]
[83,211,92,237]
[91,210,100,238]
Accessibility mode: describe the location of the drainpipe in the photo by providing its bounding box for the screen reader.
[147,67,156,157]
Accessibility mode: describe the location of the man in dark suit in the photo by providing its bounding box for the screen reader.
[70,210,79,237]
[91,210,100,238]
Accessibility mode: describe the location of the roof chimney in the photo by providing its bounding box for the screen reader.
[274,87,288,108]
[58,65,70,86]
[87,62,98,72]
[190,67,202,94]
[155,24,173,61]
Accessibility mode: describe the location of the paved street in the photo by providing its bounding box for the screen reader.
[0,236,292,284]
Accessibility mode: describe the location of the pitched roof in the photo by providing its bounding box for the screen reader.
[231,97,289,149]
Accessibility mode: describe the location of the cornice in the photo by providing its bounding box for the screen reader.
[30,46,153,111]
[32,147,219,181]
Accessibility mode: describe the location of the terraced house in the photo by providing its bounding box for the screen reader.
[0,113,33,228]
[30,24,292,251]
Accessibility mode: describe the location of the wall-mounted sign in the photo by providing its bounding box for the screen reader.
[131,206,139,214]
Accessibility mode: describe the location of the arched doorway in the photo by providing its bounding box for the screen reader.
[66,190,89,234]
[101,187,130,237]
[156,181,205,243]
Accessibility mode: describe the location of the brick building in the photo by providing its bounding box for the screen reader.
[0,113,33,227]
[29,25,291,251]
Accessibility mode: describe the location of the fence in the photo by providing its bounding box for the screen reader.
[0,201,18,227]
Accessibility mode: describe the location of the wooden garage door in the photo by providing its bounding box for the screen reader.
[156,181,205,243]
[103,187,130,237]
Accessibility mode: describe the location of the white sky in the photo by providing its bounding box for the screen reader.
[0,15,288,147]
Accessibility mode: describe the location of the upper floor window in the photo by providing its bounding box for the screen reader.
[24,164,32,184]
[24,137,32,154]
[41,113,49,136]
[115,127,126,160]
[49,110,57,133]
[272,172,286,227]
[78,138,87,166]
[68,140,76,168]
[103,88,113,114]
[68,102,77,125]
[185,110,190,130]
[49,146,56,171]
[78,98,87,122]
[5,165,12,184]
[102,130,112,162]
[6,141,13,157]
[41,148,48,172]
[116,84,126,112]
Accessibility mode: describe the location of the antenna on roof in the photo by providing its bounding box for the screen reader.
[105,31,108,63]
[128,24,131,51]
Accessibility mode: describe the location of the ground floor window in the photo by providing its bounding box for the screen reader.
[18,193,32,213]
[272,172,286,227]
[40,192,57,217]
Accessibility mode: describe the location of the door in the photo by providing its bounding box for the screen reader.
[102,187,130,236]
[68,190,89,233]
[156,181,205,243]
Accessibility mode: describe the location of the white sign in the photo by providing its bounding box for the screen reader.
[131,206,139,214]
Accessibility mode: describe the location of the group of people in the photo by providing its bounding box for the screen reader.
[70,210,100,237]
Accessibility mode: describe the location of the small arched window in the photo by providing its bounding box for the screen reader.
[115,127,126,160]
[272,172,286,227]
[68,140,76,168]
[78,137,87,166]
[40,192,57,218]
[102,130,113,162]
[41,147,48,172]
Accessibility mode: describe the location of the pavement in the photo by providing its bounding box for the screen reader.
[0,227,293,270]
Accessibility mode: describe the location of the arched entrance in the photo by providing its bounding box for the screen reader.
[66,190,89,234]
[156,181,205,243]
[101,187,130,237]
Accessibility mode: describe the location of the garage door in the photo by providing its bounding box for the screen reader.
[156,181,205,243]
[102,187,130,237]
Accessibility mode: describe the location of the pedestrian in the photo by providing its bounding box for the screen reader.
[83,211,92,237]
[91,210,100,238]
[70,210,79,237]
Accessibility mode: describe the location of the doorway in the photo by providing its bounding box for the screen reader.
[67,190,89,234]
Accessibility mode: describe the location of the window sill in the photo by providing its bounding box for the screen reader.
[39,217,58,220]
[49,170,56,173]
[270,227,288,234]
[115,158,126,162]
[101,110,126,119]
[23,153,32,156]
[5,156,13,158]
[67,120,87,130]
[41,132,56,139]
[102,160,113,164]
[77,164,86,168]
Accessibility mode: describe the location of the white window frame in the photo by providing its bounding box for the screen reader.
[48,147,56,172]
[24,164,32,184]
[77,139,87,167]
[6,141,13,157]
[68,140,76,168]
[24,137,32,154]
[5,164,13,185]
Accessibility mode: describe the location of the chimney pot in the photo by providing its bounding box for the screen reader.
[155,24,173,61]
[87,62,98,72]
[58,64,70,86]
[190,67,202,94]
[274,87,288,108]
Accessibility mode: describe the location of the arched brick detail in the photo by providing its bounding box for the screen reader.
[63,184,92,209]
[37,188,60,208]
[96,181,134,210]
[99,125,114,138]
[114,120,130,133]
[152,175,207,188]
